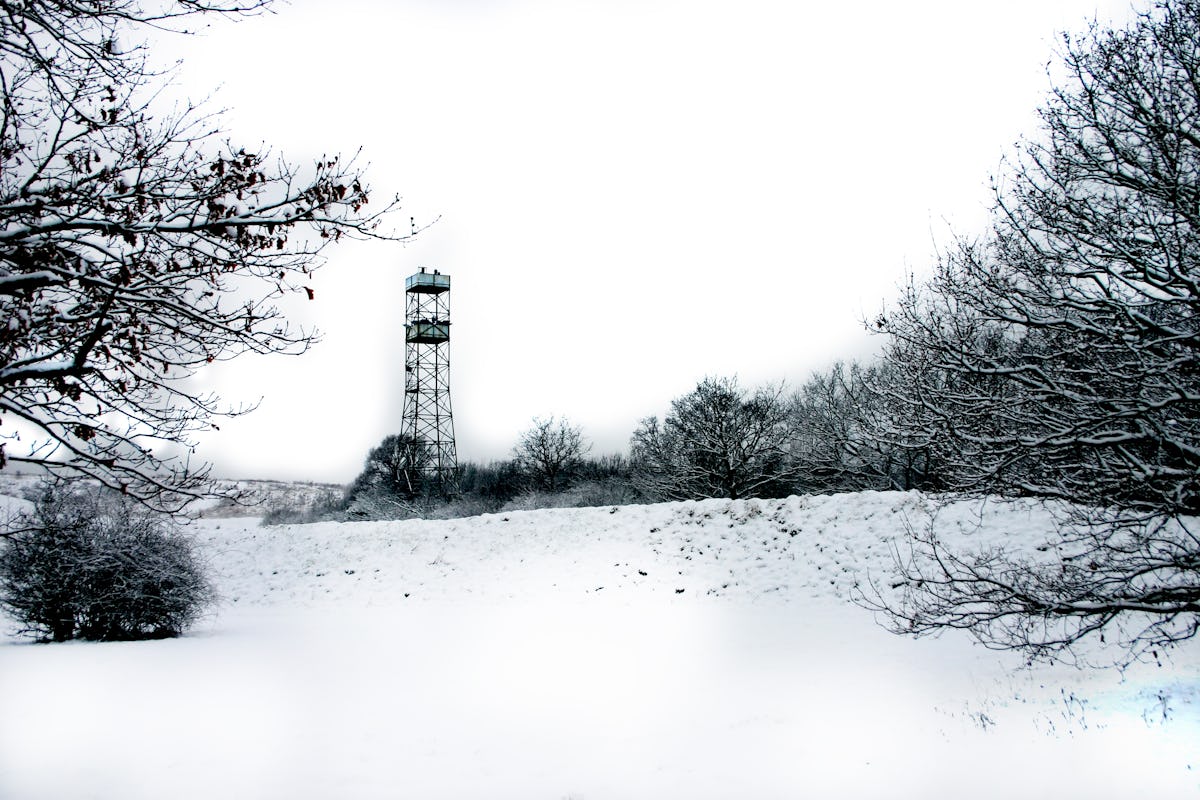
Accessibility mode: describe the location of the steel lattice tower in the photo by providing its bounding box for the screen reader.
[400,268,457,494]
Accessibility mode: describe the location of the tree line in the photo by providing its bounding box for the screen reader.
[339,365,947,522]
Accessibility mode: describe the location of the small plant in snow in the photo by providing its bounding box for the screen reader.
[0,485,213,642]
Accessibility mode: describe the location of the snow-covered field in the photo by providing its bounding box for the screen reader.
[1,491,1196,799]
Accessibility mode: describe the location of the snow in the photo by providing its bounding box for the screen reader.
[1,491,1196,799]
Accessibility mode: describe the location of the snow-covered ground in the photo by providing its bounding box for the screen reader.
[1,491,1196,799]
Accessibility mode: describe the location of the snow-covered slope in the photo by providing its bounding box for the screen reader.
[195,491,1038,608]
[1,491,1196,800]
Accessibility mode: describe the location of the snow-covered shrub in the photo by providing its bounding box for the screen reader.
[500,479,640,512]
[0,486,213,642]
[425,494,502,520]
[345,490,425,521]
[261,489,346,526]
[569,478,641,507]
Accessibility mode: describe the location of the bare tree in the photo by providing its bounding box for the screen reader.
[513,416,589,492]
[868,0,1200,662]
[347,433,432,509]
[631,376,798,501]
[0,1,408,510]
[793,360,945,493]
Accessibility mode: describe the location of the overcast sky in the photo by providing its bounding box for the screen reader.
[165,0,1134,483]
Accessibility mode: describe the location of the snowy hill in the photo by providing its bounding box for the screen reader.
[1,490,1197,799]
[195,491,1033,608]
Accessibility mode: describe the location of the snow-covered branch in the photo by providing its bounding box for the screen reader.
[0,0,409,511]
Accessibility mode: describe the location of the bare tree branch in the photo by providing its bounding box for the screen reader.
[868,0,1200,663]
[0,1,410,511]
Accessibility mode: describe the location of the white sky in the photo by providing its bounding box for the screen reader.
[166,0,1135,483]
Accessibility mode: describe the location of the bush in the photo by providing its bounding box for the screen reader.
[0,486,213,642]
[500,478,641,512]
[261,489,347,526]
[631,377,800,501]
[344,490,426,521]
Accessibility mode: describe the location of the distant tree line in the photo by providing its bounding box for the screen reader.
[328,417,635,521]
[326,365,956,525]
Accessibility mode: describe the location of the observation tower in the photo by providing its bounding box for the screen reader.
[400,268,457,494]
